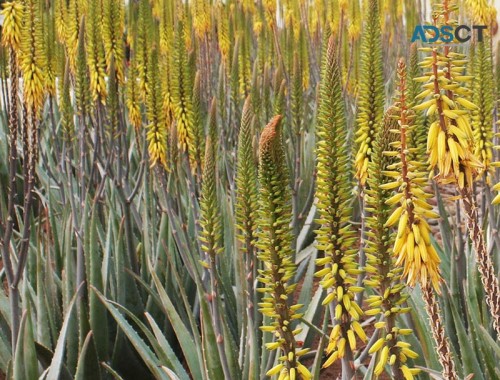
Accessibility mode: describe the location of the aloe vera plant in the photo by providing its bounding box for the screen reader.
[0,1,498,380]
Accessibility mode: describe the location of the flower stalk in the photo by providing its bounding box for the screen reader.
[199,100,232,380]
[256,115,311,380]
[389,58,457,380]
[414,0,500,336]
[314,35,364,378]
[364,107,419,379]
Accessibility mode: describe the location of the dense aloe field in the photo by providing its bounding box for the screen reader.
[0,0,499,379]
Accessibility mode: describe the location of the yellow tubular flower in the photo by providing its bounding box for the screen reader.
[492,182,500,204]
[386,59,441,291]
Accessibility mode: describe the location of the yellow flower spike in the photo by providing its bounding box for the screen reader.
[388,58,443,290]
[145,46,167,168]
[20,0,45,112]
[354,0,384,185]
[257,115,306,376]
[315,35,362,371]
[1,1,24,50]
[86,0,107,102]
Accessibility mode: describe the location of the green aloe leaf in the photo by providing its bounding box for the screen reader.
[92,288,168,380]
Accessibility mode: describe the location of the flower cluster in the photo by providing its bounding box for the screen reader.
[256,115,311,380]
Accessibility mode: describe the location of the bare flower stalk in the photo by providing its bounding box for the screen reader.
[460,186,500,334]
[422,283,457,380]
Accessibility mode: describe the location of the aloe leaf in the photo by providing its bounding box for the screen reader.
[311,307,329,380]
[74,332,102,380]
[13,310,38,380]
[447,286,482,379]
[198,293,225,380]
[144,313,190,379]
[149,269,204,380]
[46,285,80,380]
[100,362,125,380]
[34,343,72,380]
[296,286,322,347]
[92,288,168,380]
[478,325,500,357]
[109,301,188,379]
[86,206,109,361]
